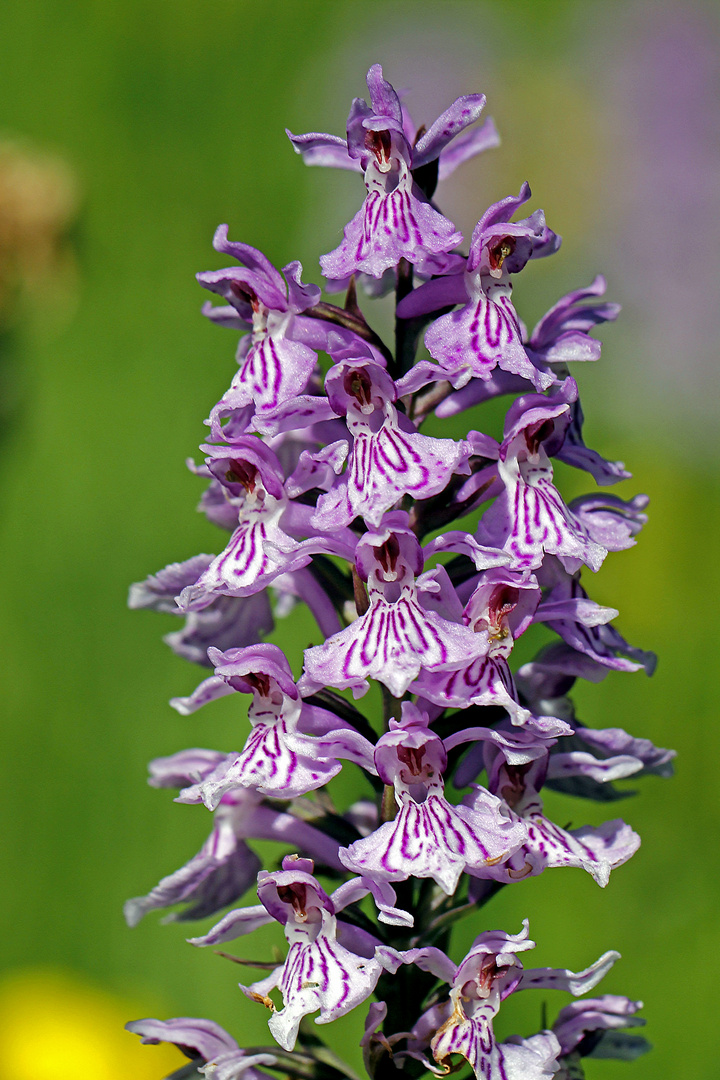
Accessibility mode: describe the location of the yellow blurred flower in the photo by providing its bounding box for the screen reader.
[0,969,184,1080]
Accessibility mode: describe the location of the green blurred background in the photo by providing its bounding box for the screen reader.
[1,1,718,1077]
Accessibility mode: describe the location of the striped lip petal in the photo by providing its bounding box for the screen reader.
[262,928,384,1051]
[412,653,530,726]
[178,496,316,609]
[477,438,607,574]
[320,159,461,281]
[339,723,526,893]
[242,879,387,1052]
[338,792,526,895]
[313,364,469,530]
[212,333,318,422]
[431,1008,560,1080]
[302,581,486,699]
[183,712,343,806]
[425,278,550,391]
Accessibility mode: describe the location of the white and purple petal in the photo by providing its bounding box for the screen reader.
[338,790,526,894]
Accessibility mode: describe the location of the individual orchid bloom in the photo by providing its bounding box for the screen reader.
[567,492,649,552]
[311,359,471,529]
[318,153,461,280]
[535,559,657,675]
[287,63,498,181]
[430,360,630,495]
[129,554,274,666]
[412,567,541,724]
[289,65,497,278]
[522,278,632,483]
[541,718,674,803]
[398,183,560,392]
[198,226,327,436]
[176,439,354,612]
[301,514,503,698]
[124,754,347,926]
[224,857,398,1052]
[136,518,337,647]
[476,378,608,572]
[446,715,571,792]
[462,735,640,887]
[338,704,528,894]
[126,1016,278,1080]
[563,725,676,780]
[171,643,369,804]
[525,274,621,372]
[123,789,262,927]
[400,921,617,1080]
[551,995,650,1067]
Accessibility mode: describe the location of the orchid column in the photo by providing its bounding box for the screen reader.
[126,64,670,1080]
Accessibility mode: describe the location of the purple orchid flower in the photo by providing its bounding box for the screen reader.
[311,359,471,529]
[428,277,621,421]
[175,439,355,612]
[476,378,608,572]
[287,64,498,181]
[397,921,617,1080]
[552,995,650,1065]
[126,1017,278,1080]
[338,704,527,894]
[198,227,327,437]
[535,558,657,676]
[289,65,497,279]
[301,514,504,698]
[170,643,370,804]
[397,183,560,392]
[192,856,401,1052]
[459,734,640,887]
[412,566,541,724]
[526,274,620,369]
[566,725,675,780]
[568,492,649,551]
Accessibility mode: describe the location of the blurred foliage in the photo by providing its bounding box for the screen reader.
[0,2,717,1078]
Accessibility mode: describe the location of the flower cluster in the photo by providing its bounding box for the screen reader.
[126,66,670,1080]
